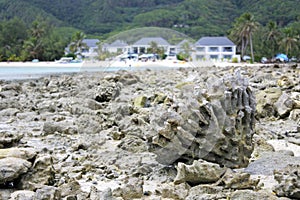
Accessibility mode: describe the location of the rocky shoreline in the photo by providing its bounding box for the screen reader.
[0,64,299,199]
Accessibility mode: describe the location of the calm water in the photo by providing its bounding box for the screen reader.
[0,64,179,80]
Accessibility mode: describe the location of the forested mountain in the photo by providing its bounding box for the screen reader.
[0,0,299,62]
[1,0,299,39]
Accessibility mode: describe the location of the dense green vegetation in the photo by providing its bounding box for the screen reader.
[2,0,299,38]
[0,17,73,61]
[0,0,299,61]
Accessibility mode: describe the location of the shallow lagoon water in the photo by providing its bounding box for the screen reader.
[0,65,179,80]
[0,66,179,80]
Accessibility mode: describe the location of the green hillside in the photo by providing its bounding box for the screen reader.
[0,0,63,26]
[1,0,299,39]
[0,0,299,62]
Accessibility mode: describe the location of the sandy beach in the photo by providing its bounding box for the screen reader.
[0,60,276,68]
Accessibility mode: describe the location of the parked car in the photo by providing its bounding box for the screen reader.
[261,57,268,63]
[275,54,289,62]
[290,56,298,62]
[242,55,251,61]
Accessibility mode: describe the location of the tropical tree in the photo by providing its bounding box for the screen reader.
[22,20,48,60]
[178,41,193,61]
[0,18,27,61]
[22,38,42,60]
[265,21,281,56]
[229,12,259,62]
[43,31,69,61]
[69,31,88,57]
[279,27,299,57]
[147,41,159,54]
[147,41,164,58]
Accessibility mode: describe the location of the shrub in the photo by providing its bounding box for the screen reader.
[232,57,238,63]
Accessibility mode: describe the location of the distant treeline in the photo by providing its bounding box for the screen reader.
[1,0,300,38]
[0,0,300,61]
[0,18,73,61]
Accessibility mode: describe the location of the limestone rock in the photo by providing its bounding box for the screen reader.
[291,92,300,108]
[174,160,226,185]
[113,177,143,200]
[94,81,121,103]
[0,148,37,160]
[277,75,292,87]
[0,189,14,200]
[273,164,300,199]
[256,88,282,118]
[150,70,256,168]
[186,185,228,200]
[60,181,82,198]
[19,155,55,190]
[0,131,23,148]
[159,182,190,200]
[275,92,296,118]
[34,186,61,200]
[0,157,32,185]
[117,71,140,85]
[244,151,300,175]
[153,92,167,104]
[89,186,115,200]
[289,109,300,122]
[220,169,259,189]
[251,135,275,160]
[9,190,35,200]
[117,135,148,153]
[43,121,78,135]
[133,95,147,108]
[0,108,20,116]
[230,190,280,200]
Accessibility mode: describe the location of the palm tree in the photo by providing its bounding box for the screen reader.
[265,21,281,56]
[22,38,43,60]
[279,27,298,56]
[179,41,193,61]
[230,12,259,62]
[69,31,88,57]
[22,20,47,60]
[148,41,159,54]
[30,20,45,39]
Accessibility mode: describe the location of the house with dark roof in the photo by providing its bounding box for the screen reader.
[81,39,100,58]
[176,39,194,55]
[103,40,130,53]
[194,37,236,61]
[131,37,171,54]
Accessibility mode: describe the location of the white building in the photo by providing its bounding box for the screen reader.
[81,39,100,58]
[193,37,236,61]
[131,37,171,54]
[176,39,195,55]
[103,40,130,53]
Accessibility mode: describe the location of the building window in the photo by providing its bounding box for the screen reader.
[133,47,138,54]
[196,47,205,52]
[140,47,146,54]
[210,55,219,59]
[223,47,233,52]
[209,47,219,52]
[196,55,205,60]
[223,55,232,60]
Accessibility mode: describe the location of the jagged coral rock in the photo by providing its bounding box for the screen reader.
[149,70,256,168]
[273,164,300,199]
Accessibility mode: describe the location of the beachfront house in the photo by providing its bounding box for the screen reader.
[176,39,195,55]
[103,40,130,53]
[193,37,236,61]
[81,39,100,58]
[131,37,171,54]
[65,38,100,59]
